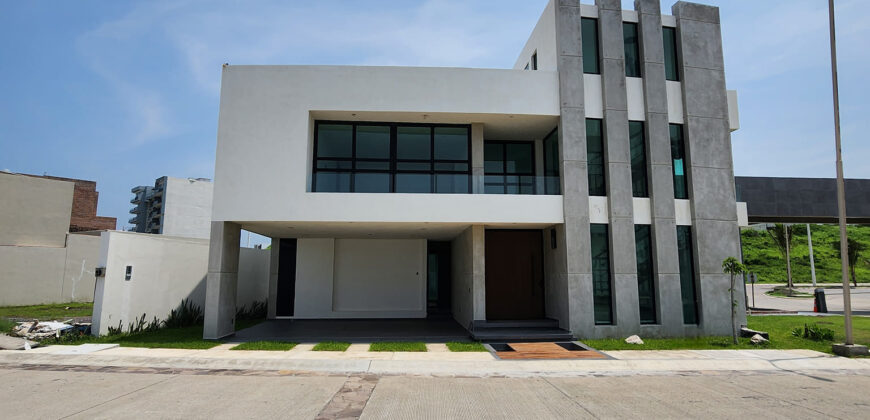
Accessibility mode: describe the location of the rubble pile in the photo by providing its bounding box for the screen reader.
[10,320,91,341]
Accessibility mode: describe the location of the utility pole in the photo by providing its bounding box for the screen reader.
[828,0,866,356]
[807,224,817,287]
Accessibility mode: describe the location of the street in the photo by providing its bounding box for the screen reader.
[2,365,869,419]
[746,284,870,314]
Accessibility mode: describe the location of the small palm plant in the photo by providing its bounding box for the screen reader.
[722,256,747,345]
[834,238,866,288]
[767,224,794,289]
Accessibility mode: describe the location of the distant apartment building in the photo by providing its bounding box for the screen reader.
[0,171,114,305]
[205,0,749,341]
[129,176,213,239]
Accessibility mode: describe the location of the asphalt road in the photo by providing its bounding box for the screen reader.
[746,284,870,313]
[2,366,868,419]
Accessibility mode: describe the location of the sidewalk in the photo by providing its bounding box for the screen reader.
[2,344,869,378]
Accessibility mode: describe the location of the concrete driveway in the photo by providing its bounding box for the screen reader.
[746,283,870,314]
[2,366,869,419]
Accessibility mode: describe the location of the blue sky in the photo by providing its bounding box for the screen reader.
[1,0,868,239]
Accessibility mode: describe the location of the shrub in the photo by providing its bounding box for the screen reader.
[163,299,203,328]
[792,323,835,341]
[236,301,267,321]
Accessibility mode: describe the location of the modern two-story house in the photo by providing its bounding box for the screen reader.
[204,0,748,341]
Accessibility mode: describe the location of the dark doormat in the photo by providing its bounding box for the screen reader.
[489,342,609,360]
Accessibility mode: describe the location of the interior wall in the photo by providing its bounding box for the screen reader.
[292,237,426,318]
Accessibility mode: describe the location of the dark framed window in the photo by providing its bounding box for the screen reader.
[484,141,535,194]
[669,124,688,199]
[531,51,538,70]
[629,121,648,198]
[313,121,471,194]
[582,18,600,74]
[542,127,560,195]
[591,224,612,325]
[677,225,699,324]
[623,22,641,78]
[663,27,680,81]
[586,119,605,196]
[635,224,656,324]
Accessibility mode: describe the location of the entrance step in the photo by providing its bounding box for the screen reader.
[470,319,572,342]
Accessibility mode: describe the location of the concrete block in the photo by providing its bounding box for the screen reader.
[689,167,738,221]
[686,116,732,169]
[677,19,724,71]
[656,273,684,333]
[567,273,596,336]
[595,0,621,11]
[601,59,628,111]
[832,344,870,357]
[208,221,241,273]
[609,218,637,275]
[614,273,641,334]
[672,1,720,24]
[645,113,671,164]
[693,220,741,275]
[682,67,727,119]
[698,273,738,335]
[604,111,630,163]
[634,0,661,15]
[649,165,676,214]
[559,56,585,109]
[561,160,590,200]
[605,163,634,218]
[642,65,668,114]
[559,108,587,161]
[652,218,679,274]
[598,9,625,61]
[204,271,238,339]
[557,5,583,57]
[565,217,592,275]
[638,13,664,63]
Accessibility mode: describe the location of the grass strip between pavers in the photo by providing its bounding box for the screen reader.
[230,341,297,351]
[312,341,351,351]
[370,341,427,352]
[445,341,487,352]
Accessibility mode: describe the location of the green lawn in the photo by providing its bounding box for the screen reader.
[583,315,870,354]
[0,318,15,333]
[765,289,813,298]
[369,341,427,352]
[230,341,297,351]
[0,302,93,320]
[312,341,351,351]
[446,341,487,352]
[742,224,870,283]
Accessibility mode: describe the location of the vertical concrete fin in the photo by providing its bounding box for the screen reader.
[203,221,241,340]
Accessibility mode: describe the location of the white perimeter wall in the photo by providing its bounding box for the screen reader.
[291,238,426,318]
[161,177,213,240]
[0,233,101,306]
[92,231,268,335]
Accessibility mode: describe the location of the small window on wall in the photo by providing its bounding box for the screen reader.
[623,22,641,78]
[669,124,689,199]
[531,51,538,70]
[663,27,680,81]
[586,119,605,196]
[581,18,600,74]
[629,121,648,198]
[591,224,612,325]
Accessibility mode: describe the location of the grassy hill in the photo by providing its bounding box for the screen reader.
[740,224,870,283]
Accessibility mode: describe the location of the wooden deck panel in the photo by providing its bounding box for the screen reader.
[494,342,608,360]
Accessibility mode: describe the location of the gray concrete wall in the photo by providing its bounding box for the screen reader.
[673,1,745,334]
[451,225,485,330]
[91,230,268,336]
[0,172,73,247]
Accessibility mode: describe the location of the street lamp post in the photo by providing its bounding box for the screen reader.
[828,0,867,357]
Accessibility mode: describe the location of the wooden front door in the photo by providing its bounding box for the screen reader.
[485,230,545,320]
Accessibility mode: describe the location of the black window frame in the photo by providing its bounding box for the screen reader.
[635,224,657,325]
[669,123,689,199]
[591,223,613,325]
[623,22,641,78]
[312,120,472,194]
[629,120,649,198]
[483,140,537,195]
[586,118,606,196]
[582,18,600,75]
[677,225,699,324]
[663,26,680,81]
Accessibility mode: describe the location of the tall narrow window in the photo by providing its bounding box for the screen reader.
[542,128,560,195]
[314,124,353,192]
[663,27,680,81]
[531,51,538,70]
[586,119,606,196]
[629,121,648,197]
[635,225,656,324]
[670,124,688,199]
[582,18,600,74]
[433,127,470,193]
[677,225,699,324]
[591,224,612,325]
[354,125,391,192]
[396,126,432,193]
[484,141,535,194]
[623,22,641,77]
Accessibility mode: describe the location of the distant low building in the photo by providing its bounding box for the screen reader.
[0,171,113,305]
[128,176,213,239]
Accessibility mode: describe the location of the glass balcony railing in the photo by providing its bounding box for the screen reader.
[310,174,561,195]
